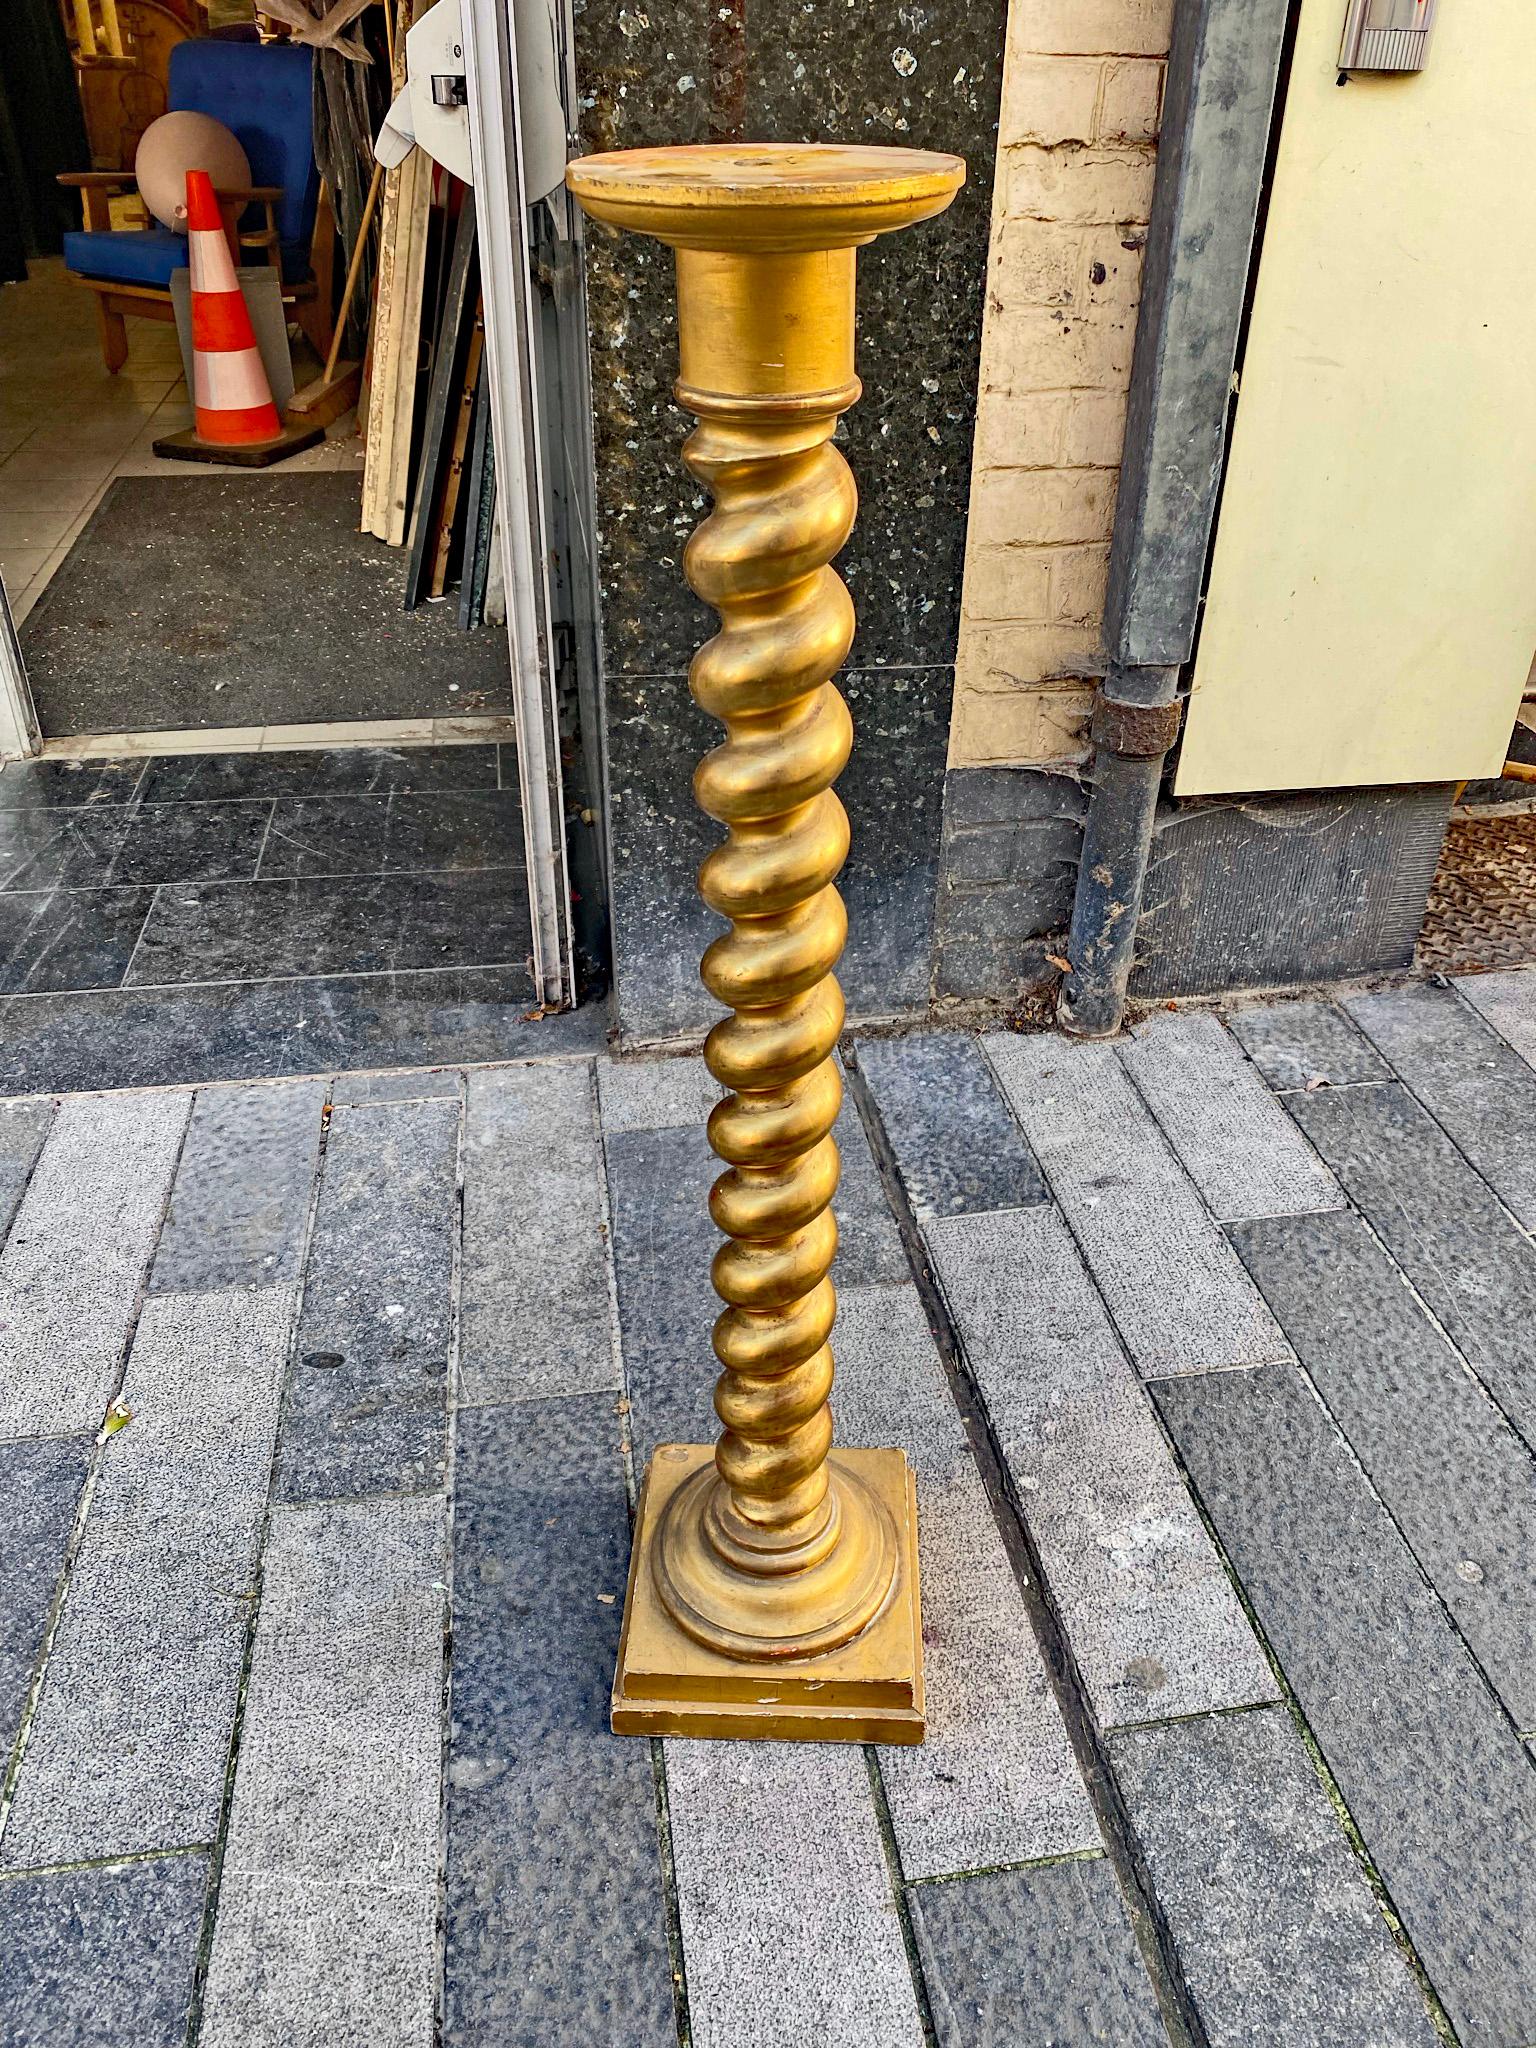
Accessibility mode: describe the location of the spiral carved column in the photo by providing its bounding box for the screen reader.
[568,143,965,1744]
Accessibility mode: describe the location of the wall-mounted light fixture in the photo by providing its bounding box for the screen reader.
[1340,0,1438,72]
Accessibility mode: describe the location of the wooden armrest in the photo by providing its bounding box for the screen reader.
[57,171,136,188]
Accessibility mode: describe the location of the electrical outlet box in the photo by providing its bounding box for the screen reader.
[1340,0,1437,72]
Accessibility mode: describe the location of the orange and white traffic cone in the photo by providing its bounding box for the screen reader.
[152,167,322,466]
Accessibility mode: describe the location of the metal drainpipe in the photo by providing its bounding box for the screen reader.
[1057,667,1182,1038]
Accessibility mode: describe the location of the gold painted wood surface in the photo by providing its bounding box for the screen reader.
[569,143,962,1742]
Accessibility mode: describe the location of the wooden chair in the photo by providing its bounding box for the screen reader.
[58,38,334,374]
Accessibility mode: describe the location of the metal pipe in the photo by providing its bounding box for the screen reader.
[1058,667,1181,1037]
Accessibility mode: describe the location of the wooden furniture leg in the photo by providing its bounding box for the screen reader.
[95,293,129,373]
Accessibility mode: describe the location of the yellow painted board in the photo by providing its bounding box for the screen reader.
[1176,0,1536,797]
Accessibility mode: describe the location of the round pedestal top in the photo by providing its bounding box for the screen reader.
[566,143,965,251]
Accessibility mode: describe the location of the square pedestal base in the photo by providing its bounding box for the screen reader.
[612,1444,925,1744]
[151,423,324,468]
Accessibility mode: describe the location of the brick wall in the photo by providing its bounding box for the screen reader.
[948,0,1172,770]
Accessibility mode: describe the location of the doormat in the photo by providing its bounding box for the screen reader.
[20,473,514,736]
[1418,812,1536,975]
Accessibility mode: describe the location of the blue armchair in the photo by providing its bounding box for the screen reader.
[58,39,333,374]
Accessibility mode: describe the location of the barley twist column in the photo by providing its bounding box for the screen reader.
[569,144,964,1744]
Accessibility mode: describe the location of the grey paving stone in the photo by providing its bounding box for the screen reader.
[1153,1364,1536,2048]
[199,1495,447,2048]
[595,1049,721,1134]
[910,1856,1168,2048]
[1346,983,1536,1230]
[927,1207,1275,1730]
[276,1097,458,1501]
[665,1739,924,2048]
[0,1437,89,1763]
[149,1077,326,1292]
[1455,967,1536,1074]
[459,1062,616,1405]
[445,1397,675,2048]
[0,1098,51,1247]
[0,1089,190,1439]
[837,1284,1097,1878]
[984,1034,1290,1377]
[1,1287,296,1866]
[0,1854,208,2048]
[330,1064,461,1105]
[1119,1011,1342,1222]
[1287,1081,1536,1447]
[855,1031,1047,1218]
[1112,1708,1436,2048]
[1232,1208,1536,1728]
[1225,1000,1390,1090]
[607,1108,911,1466]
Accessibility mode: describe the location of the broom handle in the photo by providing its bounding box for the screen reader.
[324,158,385,386]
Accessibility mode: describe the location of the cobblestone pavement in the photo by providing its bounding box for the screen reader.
[3,974,1536,2046]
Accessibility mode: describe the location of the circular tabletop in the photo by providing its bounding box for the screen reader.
[566,143,966,251]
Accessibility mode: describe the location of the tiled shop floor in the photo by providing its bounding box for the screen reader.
[0,257,363,628]
[4,977,1536,2046]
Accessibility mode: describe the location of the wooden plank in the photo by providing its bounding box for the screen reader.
[431,305,485,599]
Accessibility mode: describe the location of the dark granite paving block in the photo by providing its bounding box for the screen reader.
[138,744,502,804]
[1226,1001,1390,1090]
[0,886,155,995]
[0,758,144,810]
[0,1854,208,2048]
[606,1100,909,1462]
[1154,1364,1536,2047]
[0,1437,90,1760]
[126,868,532,987]
[0,1098,52,1243]
[260,790,525,880]
[1112,1708,1436,2048]
[22,475,512,733]
[0,965,588,1097]
[150,1077,327,1294]
[1346,983,1536,1229]
[1232,1209,1536,1727]
[445,1398,675,2048]
[276,1097,459,1501]
[105,801,270,887]
[1286,1081,1536,1447]
[855,1031,1046,1218]
[0,806,129,891]
[330,1065,461,1106]
[910,1858,1167,2048]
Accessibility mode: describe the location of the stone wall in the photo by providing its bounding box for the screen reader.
[949,0,1172,773]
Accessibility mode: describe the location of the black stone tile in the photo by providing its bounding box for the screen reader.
[573,1,1005,677]
[106,801,270,887]
[149,1078,327,1294]
[259,791,525,880]
[1153,1362,1536,2048]
[1346,984,1536,1229]
[0,1100,52,1242]
[605,1094,905,1463]
[0,807,130,891]
[275,1098,459,1502]
[1231,1209,1536,1728]
[126,869,532,987]
[606,666,948,1043]
[0,1854,208,2048]
[444,1398,676,2048]
[0,888,155,995]
[23,475,512,733]
[910,1858,1167,2048]
[137,745,502,803]
[0,758,144,810]
[1286,1082,1536,1447]
[0,966,598,1097]
[856,1031,1047,1218]
[1226,1000,1390,1090]
[1111,1709,1436,2048]
[0,1438,91,1761]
